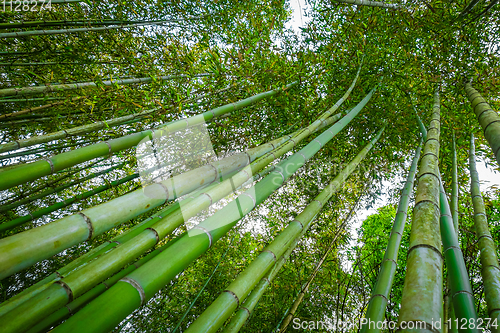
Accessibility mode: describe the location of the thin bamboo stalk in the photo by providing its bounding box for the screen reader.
[0,160,127,212]
[360,141,422,333]
[0,15,208,38]
[332,0,398,8]
[0,73,211,97]
[398,88,443,330]
[438,172,479,332]
[0,82,295,190]
[279,224,347,332]
[0,139,94,160]
[185,127,385,333]
[46,86,378,333]
[0,20,146,29]
[469,134,500,333]
[0,96,83,121]
[0,158,107,204]
[0,97,65,102]
[464,81,500,165]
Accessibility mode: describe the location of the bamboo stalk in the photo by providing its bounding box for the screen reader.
[0,82,295,190]
[0,73,211,97]
[0,160,128,212]
[186,127,385,333]
[464,81,500,166]
[46,85,378,333]
[0,96,83,121]
[438,171,479,331]
[0,20,146,29]
[398,88,443,330]
[0,173,139,232]
[331,0,398,9]
[0,15,208,38]
[360,141,422,333]
[0,157,107,205]
[469,134,500,333]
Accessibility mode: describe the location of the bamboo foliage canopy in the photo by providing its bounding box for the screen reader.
[0,0,500,332]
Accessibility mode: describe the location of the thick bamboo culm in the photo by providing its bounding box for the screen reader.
[360,140,422,333]
[45,85,379,333]
[186,127,385,333]
[0,82,297,191]
[469,134,500,333]
[0,68,363,331]
[398,88,443,330]
[465,81,500,166]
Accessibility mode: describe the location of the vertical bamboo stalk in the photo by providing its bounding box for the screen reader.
[398,88,443,331]
[360,141,422,333]
[439,172,479,332]
[469,134,500,333]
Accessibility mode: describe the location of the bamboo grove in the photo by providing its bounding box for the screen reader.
[0,0,499,332]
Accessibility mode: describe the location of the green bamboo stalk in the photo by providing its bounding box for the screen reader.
[398,88,443,330]
[0,98,299,280]
[360,141,422,333]
[0,157,107,205]
[46,85,378,333]
[0,161,127,212]
[279,223,347,332]
[0,62,123,66]
[0,97,65,102]
[464,81,500,166]
[469,134,500,333]
[0,82,295,190]
[0,100,344,332]
[0,139,94,160]
[186,127,385,333]
[0,172,139,232]
[332,0,398,8]
[447,132,459,333]
[0,15,208,38]
[222,221,308,333]
[0,96,83,121]
[0,73,210,97]
[438,171,479,332]
[0,19,146,29]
